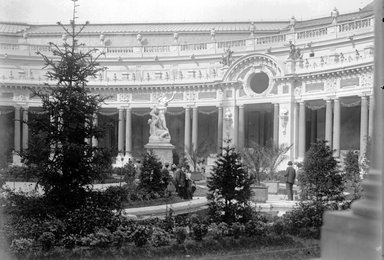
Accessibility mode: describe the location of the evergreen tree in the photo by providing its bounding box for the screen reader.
[344,150,362,201]
[21,17,112,209]
[207,141,254,224]
[299,140,344,203]
[138,152,170,197]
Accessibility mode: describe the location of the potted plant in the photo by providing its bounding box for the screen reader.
[240,141,292,202]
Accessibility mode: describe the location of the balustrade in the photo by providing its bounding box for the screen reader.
[217,39,246,49]
[0,16,374,58]
[296,27,328,39]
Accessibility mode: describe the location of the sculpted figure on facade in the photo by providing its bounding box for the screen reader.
[148,92,175,142]
[287,41,303,60]
[220,47,234,67]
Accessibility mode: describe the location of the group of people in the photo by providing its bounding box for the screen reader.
[161,163,196,200]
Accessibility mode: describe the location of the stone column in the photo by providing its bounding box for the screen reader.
[184,107,191,154]
[14,106,21,152]
[92,113,98,147]
[325,99,333,148]
[22,107,28,150]
[298,101,306,159]
[125,107,132,156]
[333,99,341,157]
[118,108,124,155]
[294,103,299,158]
[192,107,198,152]
[360,95,369,158]
[238,105,245,148]
[217,106,223,153]
[273,103,279,146]
[259,111,265,146]
[368,95,374,139]
[233,105,239,147]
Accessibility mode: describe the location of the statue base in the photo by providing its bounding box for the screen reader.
[112,153,132,168]
[144,142,175,165]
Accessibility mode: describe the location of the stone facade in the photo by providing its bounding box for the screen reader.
[0,6,375,167]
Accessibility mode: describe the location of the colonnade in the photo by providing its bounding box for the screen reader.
[295,95,372,160]
[8,96,372,164]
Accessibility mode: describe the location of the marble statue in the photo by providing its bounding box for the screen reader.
[148,92,175,142]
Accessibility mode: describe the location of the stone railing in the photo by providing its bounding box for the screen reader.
[217,39,246,49]
[0,17,374,58]
[296,27,328,40]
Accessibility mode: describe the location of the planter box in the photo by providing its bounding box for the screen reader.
[251,185,268,203]
[263,181,280,194]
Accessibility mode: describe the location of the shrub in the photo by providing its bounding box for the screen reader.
[270,218,285,236]
[160,209,175,232]
[244,214,268,237]
[38,231,56,251]
[174,226,188,244]
[111,224,137,247]
[61,235,77,249]
[10,238,33,256]
[139,152,170,197]
[86,228,113,248]
[344,150,363,202]
[102,185,130,210]
[191,223,208,241]
[64,200,117,236]
[231,222,245,239]
[150,228,171,247]
[281,200,334,239]
[132,225,152,247]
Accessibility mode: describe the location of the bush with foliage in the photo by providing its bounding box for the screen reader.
[131,225,152,247]
[150,227,171,247]
[191,223,208,241]
[244,215,268,238]
[174,226,188,244]
[343,150,363,202]
[231,222,245,239]
[299,140,344,203]
[138,152,170,197]
[281,200,333,239]
[207,141,254,224]
[10,238,33,256]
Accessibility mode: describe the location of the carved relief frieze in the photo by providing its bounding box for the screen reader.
[325,77,337,92]
[117,93,131,102]
[360,72,373,89]
[13,94,29,102]
[294,86,302,96]
[185,91,197,102]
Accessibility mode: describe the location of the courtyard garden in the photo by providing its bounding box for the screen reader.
[0,18,367,260]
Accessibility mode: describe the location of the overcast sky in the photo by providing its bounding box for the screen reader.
[0,0,373,24]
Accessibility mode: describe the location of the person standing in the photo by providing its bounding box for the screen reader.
[284,161,296,201]
[174,166,186,198]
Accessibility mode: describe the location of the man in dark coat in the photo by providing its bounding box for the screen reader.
[284,161,296,200]
[174,166,186,198]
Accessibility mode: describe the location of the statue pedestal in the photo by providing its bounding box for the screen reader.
[144,142,174,164]
[12,153,22,166]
